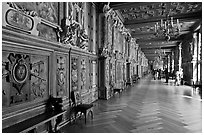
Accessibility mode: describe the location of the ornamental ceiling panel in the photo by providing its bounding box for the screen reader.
[118,2,201,22]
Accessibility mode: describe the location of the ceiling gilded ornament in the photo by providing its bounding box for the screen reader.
[119,2,202,21]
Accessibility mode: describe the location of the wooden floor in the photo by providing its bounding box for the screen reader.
[61,75,202,133]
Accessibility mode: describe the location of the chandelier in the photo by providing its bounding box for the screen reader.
[154,14,180,41]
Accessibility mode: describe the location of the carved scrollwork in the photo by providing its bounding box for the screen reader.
[99,47,109,58]
[77,28,89,49]
[103,2,113,19]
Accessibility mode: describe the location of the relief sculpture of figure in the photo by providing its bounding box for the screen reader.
[103,2,112,15]
[61,21,81,45]
[77,28,89,49]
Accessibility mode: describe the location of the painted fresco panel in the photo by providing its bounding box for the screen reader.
[14,2,58,24]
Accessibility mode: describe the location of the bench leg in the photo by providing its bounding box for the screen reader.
[84,109,94,124]
[84,111,87,124]
[54,115,63,132]
[89,110,93,120]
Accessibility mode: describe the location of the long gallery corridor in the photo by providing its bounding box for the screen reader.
[2,2,202,133]
[61,75,202,133]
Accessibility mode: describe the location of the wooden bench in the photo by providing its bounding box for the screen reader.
[2,97,66,133]
[126,82,132,86]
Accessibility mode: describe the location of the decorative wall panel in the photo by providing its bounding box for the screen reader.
[56,55,67,97]
[80,58,88,94]
[2,51,49,106]
[30,54,48,101]
[2,52,12,107]
[80,57,91,103]
[8,53,30,105]
[71,57,78,92]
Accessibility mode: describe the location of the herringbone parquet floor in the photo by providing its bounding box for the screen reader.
[61,76,202,133]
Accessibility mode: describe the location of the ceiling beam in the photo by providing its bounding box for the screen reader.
[142,49,172,53]
[110,2,156,10]
[137,37,179,44]
[139,44,177,48]
[125,18,199,29]
[131,30,191,39]
[138,42,177,46]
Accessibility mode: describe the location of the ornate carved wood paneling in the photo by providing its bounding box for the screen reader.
[71,56,78,92]
[80,58,87,94]
[30,54,48,101]
[2,51,48,107]
[80,57,91,103]
[56,55,67,97]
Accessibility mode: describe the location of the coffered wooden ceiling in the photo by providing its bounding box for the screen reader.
[109,2,202,61]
